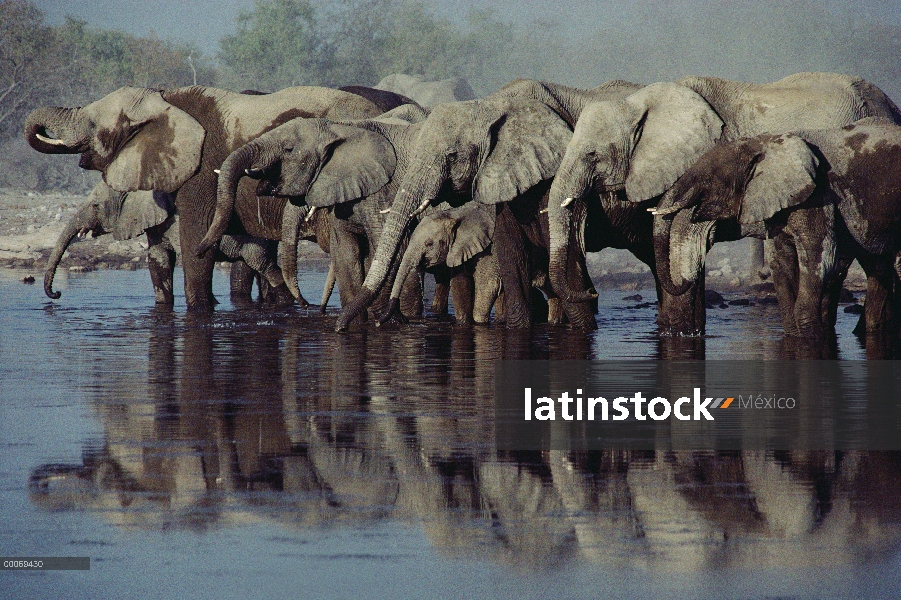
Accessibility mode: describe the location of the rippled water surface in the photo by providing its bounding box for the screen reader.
[1,266,900,599]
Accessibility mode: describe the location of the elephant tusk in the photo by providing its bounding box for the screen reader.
[649,205,678,216]
[539,208,548,214]
[36,133,68,146]
[560,197,575,208]
[305,206,317,222]
[245,167,265,178]
[213,169,221,175]
[409,198,431,218]
[379,208,392,214]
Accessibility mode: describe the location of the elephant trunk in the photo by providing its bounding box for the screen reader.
[335,164,444,331]
[547,159,597,303]
[653,209,715,297]
[320,260,336,313]
[278,202,314,302]
[197,142,268,257]
[45,205,95,299]
[24,107,87,154]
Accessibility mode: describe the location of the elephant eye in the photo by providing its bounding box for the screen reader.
[424,240,433,247]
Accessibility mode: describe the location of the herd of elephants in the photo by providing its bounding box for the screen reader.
[24,70,901,339]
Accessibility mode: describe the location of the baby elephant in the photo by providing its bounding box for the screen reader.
[652,120,901,337]
[380,204,560,325]
[45,181,293,306]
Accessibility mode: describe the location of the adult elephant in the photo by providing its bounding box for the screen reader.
[374,73,475,107]
[546,72,901,334]
[334,80,644,332]
[24,85,395,311]
[652,122,901,338]
[199,105,432,322]
[44,180,302,306]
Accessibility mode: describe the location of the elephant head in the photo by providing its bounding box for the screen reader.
[25,87,205,193]
[546,82,724,302]
[198,117,398,301]
[382,204,495,319]
[651,133,819,296]
[335,97,573,331]
[45,181,172,299]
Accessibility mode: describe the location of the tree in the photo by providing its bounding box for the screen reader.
[217,0,327,91]
[0,1,62,137]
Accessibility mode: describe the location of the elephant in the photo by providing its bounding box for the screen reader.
[374,73,475,107]
[545,72,901,335]
[43,180,296,306]
[24,84,400,312]
[334,80,643,331]
[651,121,901,338]
[198,105,436,323]
[381,202,563,325]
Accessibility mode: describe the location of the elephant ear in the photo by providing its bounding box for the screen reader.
[306,124,397,207]
[730,135,818,225]
[112,190,172,241]
[447,204,495,268]
[473,100,572,205]
[625,82,724,203]
[104,92,205,193]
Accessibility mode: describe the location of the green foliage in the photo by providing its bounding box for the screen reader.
[216,0,530,94]
[217,0,326,91]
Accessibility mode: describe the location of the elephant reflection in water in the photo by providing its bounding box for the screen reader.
[28,317,901,567]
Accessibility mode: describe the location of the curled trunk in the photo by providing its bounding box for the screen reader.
[653,210,715,297]
[547,160,597,303]
[197,142,268,257]
[24,107,86,154]
[45,206,95,299]
[335,165,444,331]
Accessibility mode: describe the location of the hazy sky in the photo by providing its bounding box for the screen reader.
[36,0,901,56]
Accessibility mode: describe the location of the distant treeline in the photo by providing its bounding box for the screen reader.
[2,0,900,191]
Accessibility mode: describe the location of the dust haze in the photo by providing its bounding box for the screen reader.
[38,0,901,100]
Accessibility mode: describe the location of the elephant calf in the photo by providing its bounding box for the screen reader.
[380,203,562,325]
[652,120,901,337]
[45,181,294,306]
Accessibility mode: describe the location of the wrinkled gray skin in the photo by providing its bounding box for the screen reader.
[24,85,388,312]
[548,72,901,335]
[200,105,432,322]
[45,181,290,305]
[384,203,563,325]
[374,73,475,107]
[335,81,644,332]
[653,122,901,338]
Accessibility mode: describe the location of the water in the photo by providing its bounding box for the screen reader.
[1,266,899,599]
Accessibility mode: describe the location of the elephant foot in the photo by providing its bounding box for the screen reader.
[376,298,409,327]
[261,284,296,309]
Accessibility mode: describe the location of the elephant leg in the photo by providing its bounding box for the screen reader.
[791,241,832,338]
[656,278,706,336]
[450,270,475,325]
[495,204,532,328]
[176,184,217,311]
[770,235,801,336]
[146,223,175,306]
[399,266,424,319]
[857,253,899,335]
[229,260,256,305]
[432,278,450,316]
[331,223,366,324]
[821,253,853,329]
[472,264,501,326]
